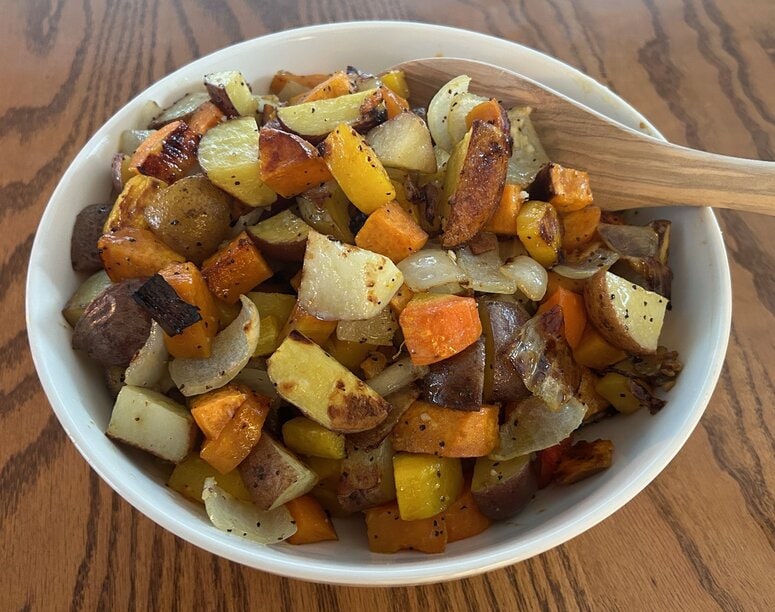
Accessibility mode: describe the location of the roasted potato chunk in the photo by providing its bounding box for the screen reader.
[258,126,332,197]
[422,336,485,410]
[247,210,312,262]
[337,438,396,512]
[204,70,258,117]
[71,203,110,272]
[471,454,537,520]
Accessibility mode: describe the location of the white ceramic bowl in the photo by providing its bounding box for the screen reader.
[26,21,731,586]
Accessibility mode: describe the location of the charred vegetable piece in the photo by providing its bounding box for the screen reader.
[529,162,593,213]
[440,120,511,248]
[258,126,332,197]
[609,346,683,390]
[423,336,485,410]
[204,70,258,117]
[106,386,196,463]
[247,209,312,262]
[595,372,666,415]
[471,454,537,520]
[239,431,318,511]
[72,278,152,367]
[267,331,390,433]
[554,439,613,485]
[516,200,562,268]
[346,385,420,451]
[393,453,463,521]
[132,274,202,336]
[71,203,111,272]
[104,174,168,234]
[584,270,667,355]
[201,232,273,304]
[98,227,186,282]
[143,175,232,265]
[390,400,499,457]
[364,502,447,554]
[149,92,210,129]
[128,120,200,183]
[337,437,396,512]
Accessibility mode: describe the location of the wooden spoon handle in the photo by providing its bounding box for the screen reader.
[398,58,775,215]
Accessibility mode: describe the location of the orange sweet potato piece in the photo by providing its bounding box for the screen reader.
[390,400,499,458]
[188,101,225,136]
[465,98,509,133]
[483,184,525,236]
[259,127,332,197]
[529,162,594,213]
[399,294,482,366]
[98,227,185,282]
[444,486,491,543]
[355,201,429,263]
[364,502,447,554]
[294,70,353,104]
[200,390,270,474]
[269,71,329,96]
[159,262,220,358]
[562,205,601,251]
[573,324,627,370]
[128,120,199,184]
[281,301,337,345]
[201,232,273,304]
[537,286,587,349]
[189,384,249,440]
[285,495,339,544]
[380,86,410,119]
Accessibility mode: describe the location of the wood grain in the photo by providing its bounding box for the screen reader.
[1,1,773,610]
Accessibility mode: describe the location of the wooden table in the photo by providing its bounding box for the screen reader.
[3,1,773,610]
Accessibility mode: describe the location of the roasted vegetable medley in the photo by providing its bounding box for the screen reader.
[65,66,682,553]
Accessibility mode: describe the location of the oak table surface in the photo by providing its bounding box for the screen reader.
[2,1,773,610]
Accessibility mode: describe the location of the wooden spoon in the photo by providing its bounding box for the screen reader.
[394,57,773,214]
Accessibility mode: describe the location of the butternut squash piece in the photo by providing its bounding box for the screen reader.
[159,261,219,358]
[98,227,185,282]
[444,486,491,543]
[554,439,613,485]
[390,400,499,458]
[201,232,273,304]
[189,384,249,440]
[483,184,526,236]
[573,324,628,369]
[354,201,428,263]
[562,205,601,250]
[281,301,337,346]
[389,283,414,316]
[200,391,270,474]
[319,123,396,214]
[529,162,594,213]
[128,120,199,183]
[188,101,225,136]
[294,70,353,104]
[285,495,339,544]
[364,502,447,554]
[537,286,587,349]
[465,98,509,133]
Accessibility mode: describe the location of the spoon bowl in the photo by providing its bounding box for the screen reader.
[395,57,773,214]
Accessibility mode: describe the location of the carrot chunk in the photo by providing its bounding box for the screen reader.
[355,201,429,263]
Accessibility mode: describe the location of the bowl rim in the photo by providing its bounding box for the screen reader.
[26,20,732,586]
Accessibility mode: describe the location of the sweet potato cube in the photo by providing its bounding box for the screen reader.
[390,400,499,458]
[98,227,185,282]
[483,184,525,235]
[444,486,491,543]
[188,101,226,136]
[529,162,594,213]
[201,232,273,304]
[128,120,199,184]
[562,205,601,250]
[189,384,249,440]
[285,495,339,544]
[281,301,337,345]
[294,70,353,104]
[159,262,220,358]
[399,294,482,366]
[355,201,428,263]
[573,324,627,369]
[364,501,447,554]
[200,390,270,474]
[259,127,332,197]
[320,123,396,214]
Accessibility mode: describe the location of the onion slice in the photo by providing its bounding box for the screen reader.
[597,223,658,258]
[366,357,429,397]
[169,295,260,397]
[500,256,548,301]
[337,308,398,346]
[488,396,586,461]
[553,248,620,280]
[202,478,297,544]
[426,75,471,152]
[456,246,517,294]
[397,249,466,292]
[124,321,169,389]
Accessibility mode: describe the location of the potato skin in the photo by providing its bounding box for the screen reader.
[423,336,485,410]
[71,203,111,272]
[143,175,232,265]
[71,278,152,367]
[472,455,538,520]
[479,298,531,403]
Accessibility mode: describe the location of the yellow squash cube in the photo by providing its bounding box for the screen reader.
[393,453,463,521]
[282,416,346,459]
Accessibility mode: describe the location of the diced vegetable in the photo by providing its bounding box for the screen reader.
[71,203,111,272]
[529,162,593,213]
[393,453,463,521]
[128,120,199,183]
[149,92,211,129]
[500,255,548,301]
[336,308,398,346]
[202,477,297,543]
[595,372,666,415]
[389,283,414,316]
[506,106,550,187]
[296,183,355,243]
[201,232,273,304]
[246,291,296,323]
[444,486,491,543]
[285,495,339,544]
[354,201,429,263]
[167,454,251,503]
[427,75,471,152]
[281,301,337,345]
[282,416,346,459]
[124,322,169,389]
[347,385,420,450]
[104,174,167,234]
[399,294,482,366]
[267,331,390,433]
[465,98,510,133]
[337,437,396,512]
[447,92,488,144]
[200,391,269,474]
[553,247,620,280]
[132,274,202,336]
[578,367,611,422]
[247,210,312,262]
[320,123,396,214]
[396,249,466,293]
[169,295,260,397]
[239,432,319,510]
[390,400,499,458]
[483,184,525,235]
[298,230,403,321]
[258,126,332,197]
[198,116,277,206]
[365,112,436,174]
[106,386,196,463]
[380,70,410,99]
[537,286,587,349]
[471,454,537,520]
[516,200,562,268]
[204,70,258,117]
[98,227,185,282]
[189,384,249,439]
[423,337,485,410]
[360,351,388,379]
[277,89,386,139]
[554,439,614,485]
[188,101,226,136]
[62,270,113,327]
[455,244,517,294]
[562,205,601,250]
[573,325,628,370]
[270,70,329,98]
[364,502,447,554]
